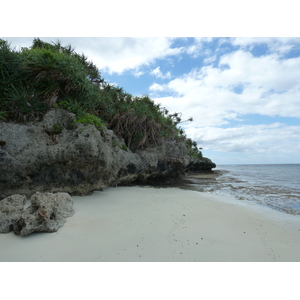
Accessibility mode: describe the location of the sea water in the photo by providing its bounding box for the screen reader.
[184,164,300,215]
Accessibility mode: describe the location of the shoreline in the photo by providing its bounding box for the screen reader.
[1,186,300,262]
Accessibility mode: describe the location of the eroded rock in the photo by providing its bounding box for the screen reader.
[13,192,75,236]
[0,194,27,233]
[0,108,216,199]
[187,157,217,172]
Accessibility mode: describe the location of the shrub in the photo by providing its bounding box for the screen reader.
[0,38,103,122]
[185,137,203,159]
[73,113,104,130]
[0,38,204,155]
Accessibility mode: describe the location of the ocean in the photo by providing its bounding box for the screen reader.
[182,164,300,216]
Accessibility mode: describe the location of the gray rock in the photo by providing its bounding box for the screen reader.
[40,108,76,132]
[0,194,27,233]
[13,192,75,236]
[0,108,216,198]
[187,157,217,172]
[135,141,191,183]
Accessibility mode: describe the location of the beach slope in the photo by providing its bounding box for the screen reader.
[1,186,300,262]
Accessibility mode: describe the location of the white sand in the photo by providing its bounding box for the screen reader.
[1,186,300,262]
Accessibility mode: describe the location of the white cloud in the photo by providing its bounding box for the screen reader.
[150,66,171,79]
[80,37,184,74]
[149,83,166,92]
[218,50,300,92]
[152,50,300,128]
[133,69,144,77]
[151,47,300,163]
[203,55,217,64]
[230,37,300,54]
[186,44,198,56]
[185,37,215,58]
[3,37,184,74]
[185,123,300,158]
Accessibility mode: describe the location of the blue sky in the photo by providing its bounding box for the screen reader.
[2,37,300,165]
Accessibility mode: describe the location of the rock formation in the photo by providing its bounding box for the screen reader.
[0,108,215,199]
[13,192,74,236]
[0,192,74,235]
[187,157,217,172]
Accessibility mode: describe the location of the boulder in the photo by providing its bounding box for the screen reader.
[0,194,27,233]
[13,192,75,236]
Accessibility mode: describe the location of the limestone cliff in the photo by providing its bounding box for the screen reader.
[0,108,215,199]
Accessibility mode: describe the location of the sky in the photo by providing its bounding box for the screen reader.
[2,36,300,165]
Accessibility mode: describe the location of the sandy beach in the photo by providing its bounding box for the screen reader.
[1,186,300,262]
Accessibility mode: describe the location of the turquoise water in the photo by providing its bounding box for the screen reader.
[185,164,300,215]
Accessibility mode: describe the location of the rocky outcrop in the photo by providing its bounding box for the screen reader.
[0,108,215,199]
[187,157,217,172]
[0,192,74,235]
[13,192,74,236]
[134,141,191,183]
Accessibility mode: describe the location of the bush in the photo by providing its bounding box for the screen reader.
[0,38,204,154]
[185,137,203,159]
[0,40,48,122]
[0,38,104,122]
[73,113,104,130]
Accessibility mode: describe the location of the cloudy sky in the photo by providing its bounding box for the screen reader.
[2,37,300,165]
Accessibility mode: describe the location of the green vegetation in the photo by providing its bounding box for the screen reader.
[185,138,203,159]
[52,123,64,134]
[73,113,103,130]
[0,38,203,156]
